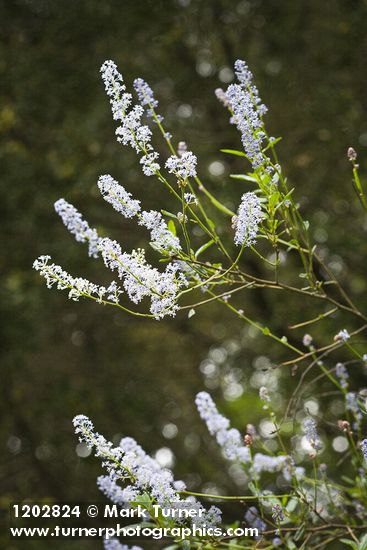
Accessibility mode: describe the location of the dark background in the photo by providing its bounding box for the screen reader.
[1,1,367,548]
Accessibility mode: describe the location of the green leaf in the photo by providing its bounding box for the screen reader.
[269,191,281,209]
[200,187,235,216]
[285,497,298,513]
[229,174,257,182]
[195,239,215,259]
[161,210,177,219]
[283,188,295,199]
[220,148,246,157]
[207,218,216,231]
[168,219,177,236]
[341,476,355,485]
[134,492,152,507]
[149,242,168,255]
[340,539,358,549]
[294,523,305,541]
[248,481,258,494]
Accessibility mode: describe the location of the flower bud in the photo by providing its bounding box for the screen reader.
[244,434,253,446]
[347,147,357,162]
[338,420,350,432]
[302,334,313,347]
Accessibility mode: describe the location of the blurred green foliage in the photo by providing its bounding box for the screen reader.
[1,0,367,547]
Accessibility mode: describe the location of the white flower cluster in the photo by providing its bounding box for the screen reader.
[97,475,138,506]
[244,506,266,534]
[196,392,303,482]
[100,60,160,177]
[252,453,288,475]
[98,174,181,254]
[303,333,313,347]
[184,192,198,205]
[215,88,230,108]
[54,199,100,258]
[73,415,222,529]
[335,329,350,342]
[220,60,268,170]
[234,60,267,117]
[303,417,322,450]
[195,391,250,463]
[177,141,187,156]
[259,386,270,403]
[34,240,182,318]
[133,77,162,121]
[98,238,186,318]
[165,151,198,181]
[33,256,122,304]
[335,362,349,389]
[233,192,263,247]
[226,82,265,169]
[346,392,363,427]
[255,454,303,483]
[98,175,141,218]
[38,173,184,318]
[139,210,181,253]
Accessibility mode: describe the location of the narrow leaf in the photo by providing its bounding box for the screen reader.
[220,148,246,157]
[168,219,177,236]
[230,174,257,182]
[161,210,177,219]
[200,186,235,216]
[195,239,215,259]
[340,540,358,549]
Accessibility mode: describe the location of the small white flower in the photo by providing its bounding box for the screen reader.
[177,141,187,156]
[303,417,321,450]
[334,329,350,343]
[184,192,198,205]
[215,88,230,108]
[166,151,197,180]
[100,60,160,175]
[226,82,266,169]
[139,210,181,253]
[33,256,123,305]
[233,192,263,247]
[303,334,313,347]
[259,386,270,402]
[133,78,159,112]
[98,174,141,218]
[73,414,222,528]
[54,199,100,258]
[196,391,250,463]
[99,238,184,318]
